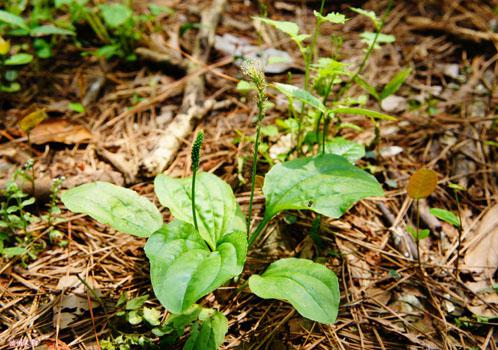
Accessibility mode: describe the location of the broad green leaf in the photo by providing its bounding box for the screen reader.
[33,38,52,58]
[143,307,162,326]
[0,10,28,29]
[2,246,26,258]
[313,58,349,78]
[127,310,143,325]
[256,17,299,37]
[154,172,244,250]
[4,53,33,65]
[314,11,347,24]
[99,3,132,28]
[249,258,340,324]
[324,137,365,163]
[145,220,247,314]
[126,294,149,310]
[430,208,460,227]
[406,226,430,241]
[354,75,379,101]
[330,106,396,120]
[0,82,20,92]
[184,309,228,350]
[61,181,162,237]
[68,102,85,113]
[360,32,395,49]
[30,25,75,36]
[149,4,174,16]
[350,7,379,28]
[153,304,203,337]
[380,68,411,100]
[274,83,326,113]
[407,169,437,199]
[263,154,383,220]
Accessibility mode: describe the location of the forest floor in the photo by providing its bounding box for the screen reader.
[1,0,497,349]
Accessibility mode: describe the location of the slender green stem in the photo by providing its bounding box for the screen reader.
[322,113,331,154]
[454,191,463,277]
[192,169,199,232]
[248,215,272,247]
[338,0,393,100]
[247,106,264,235]
[415,199,421,269]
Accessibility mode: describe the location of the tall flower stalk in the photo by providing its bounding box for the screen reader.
[242,60,267,236]
[191,130,204,232]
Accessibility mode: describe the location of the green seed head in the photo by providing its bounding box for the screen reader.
[241,59,266,94]
[191,130,204,172]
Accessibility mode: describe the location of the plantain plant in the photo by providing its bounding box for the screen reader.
[61,138,383,347]
[61,8,388,350]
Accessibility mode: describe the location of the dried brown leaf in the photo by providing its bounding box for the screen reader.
[30,119,92,144]
[464,204,498,282]
[407,168,438,199]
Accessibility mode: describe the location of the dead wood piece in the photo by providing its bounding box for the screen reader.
[141,0,227,176]
[135,47,187,70]
[82,75,105,106]
[96,147,137,184]
[377,202,417,260]
[406,16,498,44]
[419,199,443,238]
[136,33,187,69]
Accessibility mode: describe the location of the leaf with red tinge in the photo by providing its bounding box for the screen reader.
[407,169,437,199]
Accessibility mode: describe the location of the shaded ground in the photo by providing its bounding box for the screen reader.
[1,0,497,349]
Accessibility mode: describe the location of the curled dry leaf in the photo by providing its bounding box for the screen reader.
[336,238,373,292]
[464,204,498,283]
[30,119,92,144]
[407,168,438,199]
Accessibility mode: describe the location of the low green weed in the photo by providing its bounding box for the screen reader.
[61,64,384,350]
[1,162,66,260]
[58,4,402,349]
[249,2,410,157]
[0,1,172,92]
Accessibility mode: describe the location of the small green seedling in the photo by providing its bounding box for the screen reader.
[254,5,399,156]
[429,208,460,228]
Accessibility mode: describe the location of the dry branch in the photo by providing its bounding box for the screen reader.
[141,0,227,176]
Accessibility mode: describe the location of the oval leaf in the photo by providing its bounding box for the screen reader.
[380,67,411,100]
[99,3,132,28]
[330,107,396,121]
[274,83,326,113]
[255,17,299,37]
[30,24,75,36]
[145,220,247,314]
[249,258,340,324]
[4,53,33,65]
[61,181,162,237]
[324,137,365,163]
[263,154,383,220]
[154,172,244,250]
[184,309,228,350]
[0,10,28,29]
[430,208,460,227]
[407,169,438,199]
